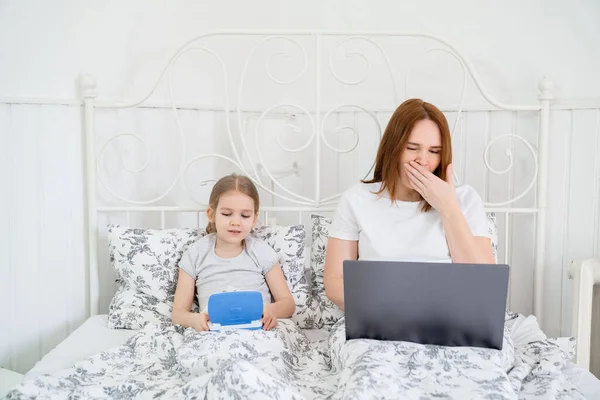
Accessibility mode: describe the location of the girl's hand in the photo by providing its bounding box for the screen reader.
[262,305,278,331]
[193,311,210,332]
[405,162,459,216]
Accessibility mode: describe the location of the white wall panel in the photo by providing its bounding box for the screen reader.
[0,104,86,373]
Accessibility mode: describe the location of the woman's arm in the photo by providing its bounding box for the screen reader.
[172,269,209,331]
[439,204,495,264]
[323,238,359,311]
[405,161,494,264]
[264,262,295,318]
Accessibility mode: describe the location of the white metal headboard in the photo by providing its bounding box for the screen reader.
[79,30,553,326]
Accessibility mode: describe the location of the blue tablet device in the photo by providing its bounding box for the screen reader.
[207,291,264,331]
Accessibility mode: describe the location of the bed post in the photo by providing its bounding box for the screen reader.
[569,258,600,370]
[79,74,99,317]
[535,77,553,329]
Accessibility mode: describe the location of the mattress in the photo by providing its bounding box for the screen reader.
[24,316,600,399]
[25,315,137,378]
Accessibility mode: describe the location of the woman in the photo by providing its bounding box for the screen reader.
[323,98,496,311]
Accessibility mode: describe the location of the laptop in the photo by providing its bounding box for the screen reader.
[343,260,509,350]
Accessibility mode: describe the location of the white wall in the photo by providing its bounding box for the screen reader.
[1,0,600,374]
[0,104,87,374]
[2,0,600,103]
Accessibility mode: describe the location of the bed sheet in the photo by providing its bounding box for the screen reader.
[564,362,600,399]
[25,315,137,378]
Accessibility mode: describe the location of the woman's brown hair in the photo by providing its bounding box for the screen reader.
[206,173,260,234]
[362,98,452,212]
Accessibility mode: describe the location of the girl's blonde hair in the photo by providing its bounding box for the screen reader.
[206,174,260,234]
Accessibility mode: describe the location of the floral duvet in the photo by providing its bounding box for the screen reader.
[5,313,583,399]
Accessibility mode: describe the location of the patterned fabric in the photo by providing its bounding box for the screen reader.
[251,224,323,329]
[6,315,584,399]
[487,211,499,262]
[107,224,322,330]
[310,215,344,327]
[107,225,201,329]
[309,212,501,327]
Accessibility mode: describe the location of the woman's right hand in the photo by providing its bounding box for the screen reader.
[324,238,359,311]
[193,311,210,332]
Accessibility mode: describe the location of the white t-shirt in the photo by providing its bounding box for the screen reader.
[328,182,492,263]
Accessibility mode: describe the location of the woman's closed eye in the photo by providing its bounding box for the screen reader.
[407,146,440,154]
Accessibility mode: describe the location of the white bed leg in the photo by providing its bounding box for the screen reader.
[569,258,600,370]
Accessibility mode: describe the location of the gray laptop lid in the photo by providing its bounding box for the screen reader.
[343,261,509,350]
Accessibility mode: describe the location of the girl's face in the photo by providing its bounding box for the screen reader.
[208,190,257,245]
[399,119,442,189]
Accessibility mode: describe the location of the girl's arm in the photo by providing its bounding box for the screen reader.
[323,238,358,311]
[264,262,295,318]
[172,268,209,331]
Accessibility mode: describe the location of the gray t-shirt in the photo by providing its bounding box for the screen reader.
[178,233,279,312]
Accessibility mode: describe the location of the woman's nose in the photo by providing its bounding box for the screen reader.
[415,152,428,166]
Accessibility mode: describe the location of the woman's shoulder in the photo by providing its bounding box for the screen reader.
[341,181,383,201]
[455,184,484,207]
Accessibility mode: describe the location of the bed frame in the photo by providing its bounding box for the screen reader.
[76,30,597,370]
[569,258,600,371]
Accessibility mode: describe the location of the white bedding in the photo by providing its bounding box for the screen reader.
[565,364,600,400]
[279,321,600,400]
[303,328,330,343]
[26,315,332,379]
[25,315,137,378]
[14,314,600,399]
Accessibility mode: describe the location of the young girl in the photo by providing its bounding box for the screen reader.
[172,173,295,331]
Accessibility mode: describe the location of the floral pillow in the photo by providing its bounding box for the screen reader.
[486,212,499,263]
[108,223,322,330]
[251,224,323,329]
[107,225,201,329]
[309,212,500,327]
[310,215,344,327]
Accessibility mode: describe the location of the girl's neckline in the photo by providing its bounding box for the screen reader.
[211,234,246,260]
